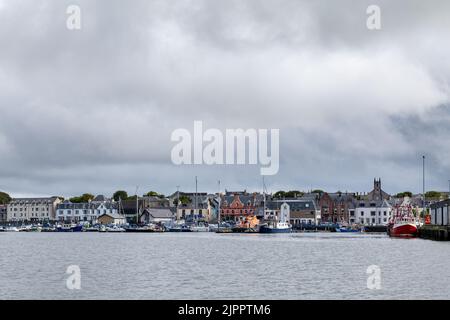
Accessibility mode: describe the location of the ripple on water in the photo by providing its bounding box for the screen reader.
[0,232,449,299]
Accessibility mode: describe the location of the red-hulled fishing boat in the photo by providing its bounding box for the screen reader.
[387,202,418,238]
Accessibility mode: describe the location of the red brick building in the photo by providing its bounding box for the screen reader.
[220,193,263,222]
[318,192,355,223]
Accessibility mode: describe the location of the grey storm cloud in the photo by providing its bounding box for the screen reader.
[0,0,450,197]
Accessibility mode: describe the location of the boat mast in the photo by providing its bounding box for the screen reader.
[195,176,198,222]
[262,176,266,222]
[217,180,221,232]
[176,185,180,222]
[135,185,139,225]
[422,155,425,224]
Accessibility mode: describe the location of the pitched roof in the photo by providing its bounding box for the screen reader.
[355,199,392,208]
[177,194,212,209]
[92,195,107,202]
[221,193,264,207]
[56,202,117,210]
[266,199,318,211]
[142,208,173,219]
[10,197,59,204]
[98,212,125,219]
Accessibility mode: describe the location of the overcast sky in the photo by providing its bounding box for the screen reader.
[0,0,450,198]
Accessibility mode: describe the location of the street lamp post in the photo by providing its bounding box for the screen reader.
[422,155,425,222]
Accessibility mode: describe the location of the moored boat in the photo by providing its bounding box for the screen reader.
[232,215,259,233]
[29,226,42,232]
[18,225,32,232]
[84,226,99,232]
[260,201,292,234]
[168,224,191,232]
[56,223,83,232]
[363,225,387,233]
[388,201,418,238]
[388,221,418,237]
[207,224,218,232]
[260,222,291,233]
[189,223,209,232]
[105,225,125,232]
[335,226,361,233]
[4,226,20,232]
[125,224,164,233]
[41,226,56,232]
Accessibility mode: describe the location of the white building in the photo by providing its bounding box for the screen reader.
[175,194,214,222]
[267,199,321,226]
[7,197,62,222]
[354,199,392,226]
[98,212,127,225]
[140,208,174,224]
[56,195,118,223]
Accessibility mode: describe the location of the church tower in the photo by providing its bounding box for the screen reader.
[368,178,389,201]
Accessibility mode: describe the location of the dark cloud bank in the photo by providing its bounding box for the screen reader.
[0,0,449,197]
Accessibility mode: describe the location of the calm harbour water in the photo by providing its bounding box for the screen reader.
[0,232,449,300]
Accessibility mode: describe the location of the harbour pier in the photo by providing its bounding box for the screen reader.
[418,225,450,241]
[420,199,450,241]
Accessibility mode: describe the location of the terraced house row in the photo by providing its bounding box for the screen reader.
[0,179,435,227]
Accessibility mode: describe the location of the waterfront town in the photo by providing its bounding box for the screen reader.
[0,178,449,240]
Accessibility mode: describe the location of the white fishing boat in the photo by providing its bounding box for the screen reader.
[207,224,218,232]
[106,225,125,232]
[18,225,32,232]
[259,179,292,234]
[189,224,209,232]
